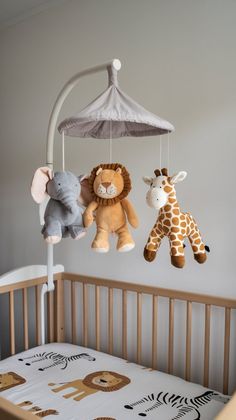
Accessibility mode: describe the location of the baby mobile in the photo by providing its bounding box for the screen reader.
[31,58,209,268]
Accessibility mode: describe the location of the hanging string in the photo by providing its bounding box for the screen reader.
[159,135,162,169]
[109,120,113,163]
[167,131,170,173]
[62,131,65,171]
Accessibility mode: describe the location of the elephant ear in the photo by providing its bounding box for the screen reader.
[78,174,93,207]
[31,166,53,204]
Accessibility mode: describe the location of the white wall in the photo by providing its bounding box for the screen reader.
[0,0,236,391]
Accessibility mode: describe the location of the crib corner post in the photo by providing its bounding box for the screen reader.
[54,275,65,343]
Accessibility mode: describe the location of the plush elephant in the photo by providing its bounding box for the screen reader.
[31,167,92,244]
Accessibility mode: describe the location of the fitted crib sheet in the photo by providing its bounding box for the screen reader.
[0,343,229,420]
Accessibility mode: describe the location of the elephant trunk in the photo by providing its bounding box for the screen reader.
[57,190,78,214]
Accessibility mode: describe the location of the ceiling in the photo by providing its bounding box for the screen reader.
[0,0,64,29]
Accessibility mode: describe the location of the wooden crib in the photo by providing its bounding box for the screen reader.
[0,265,235,419]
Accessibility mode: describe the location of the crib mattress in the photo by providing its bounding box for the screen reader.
[0,343,229,420]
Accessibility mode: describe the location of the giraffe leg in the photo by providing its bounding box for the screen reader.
[144,225,164,262]
[188,222,207,264]
[169,236,185,268]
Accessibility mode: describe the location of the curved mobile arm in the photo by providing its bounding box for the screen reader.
[46,58,121,168]
[41,59,121,345]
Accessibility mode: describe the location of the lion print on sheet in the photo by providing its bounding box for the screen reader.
[124,390,229,418]
[49,371,130,402]
[18,351,95,371]
[17,401,59,418]
[0,372,26,391]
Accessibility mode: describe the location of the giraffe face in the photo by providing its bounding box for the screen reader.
[143,171,187,210]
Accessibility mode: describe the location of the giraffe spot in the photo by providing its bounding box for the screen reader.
[173,209,180,215]
[178,246,184,253]
[190,222,194,229]
[163,226,169,234]
[192,245,198,252]
[164,204,171,212]
[174,203,179,207]
[162,180,166,185]
[172,227,180,233]
[160,214,165,220]
[195,238,201,244]
[186,227,190,236]
[180,215,185,220]
[157,223,162,231]
[181,229,186,234]
[171,247,177,255]
[178,234,183,240]
[173,241,181,246]
[192,233,198,239]
[170,234,176,241]
[172,217,179,225]
[164,186,172,193]
[164,219,171,226]
[148,243,156,251]
[180,222,186,227]
[200,243,205,250]
[152,237,158,244]
[169,198,176,203]
[166,213,172,218]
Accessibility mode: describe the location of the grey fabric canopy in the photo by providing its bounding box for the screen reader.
[58,67,174,139]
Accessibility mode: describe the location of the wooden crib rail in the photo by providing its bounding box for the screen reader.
[0,265,63,358]
[63,272,236,395]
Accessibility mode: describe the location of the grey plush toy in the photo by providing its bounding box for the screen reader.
[31,167,92,244]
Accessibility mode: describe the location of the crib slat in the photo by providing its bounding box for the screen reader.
[47,291,54,343]
[22,288,29,350]
[223,307,231,394]
[168,298,174,374]
[83,283,88,347]
[9,291,15,355]
[137,292,142,364]
[152,295,158,369]
[35,285,41,345]
[204,304,211,387]
[54,279,65,342]
[95,285,100,351]
[108,288,113,354]
[71,281,76,344]
[185,301,192,381]
[122,290,127,359]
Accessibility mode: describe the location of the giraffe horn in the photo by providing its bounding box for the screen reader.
[161,168,168,176]
[154,169,161,177]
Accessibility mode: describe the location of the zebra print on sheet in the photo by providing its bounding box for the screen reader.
[18,351,95,371]
[124,390,229,418]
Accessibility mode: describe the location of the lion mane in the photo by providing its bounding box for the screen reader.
[89,163,131,206]
[82,371,130,392]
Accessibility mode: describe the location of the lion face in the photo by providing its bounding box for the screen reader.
[94,168,124,199]
[89,163,131,206]
[82,370,130,392]
[91,372,122,389]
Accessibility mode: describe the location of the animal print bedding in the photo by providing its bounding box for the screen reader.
[0,343,229,419]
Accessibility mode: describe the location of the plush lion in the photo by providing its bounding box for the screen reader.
[83,163,138,252]
[49,371,130,402]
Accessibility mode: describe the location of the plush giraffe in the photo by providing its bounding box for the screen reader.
[143,168,209,268]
